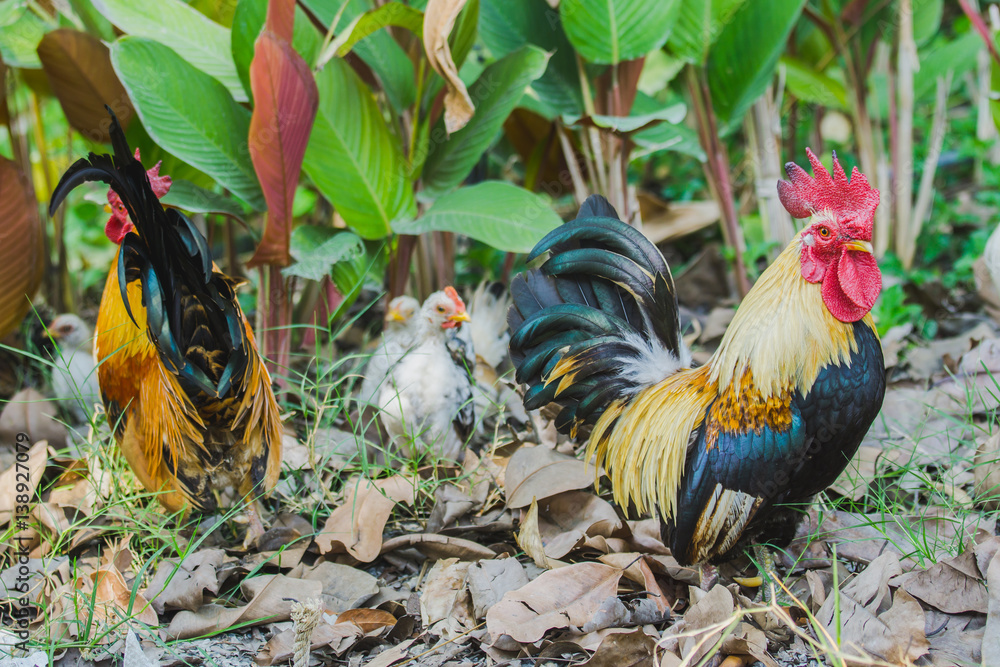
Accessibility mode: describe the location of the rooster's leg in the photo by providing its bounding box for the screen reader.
[733,545,780,604]
[242,501,267,550]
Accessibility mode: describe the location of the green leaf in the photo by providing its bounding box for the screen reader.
[0,8,48,68]
[301,0,416,111]
[560,0,680,64]
[421,46,549,199]
[480,0,582,114]
[912,0,943,46]
[667,0,747,64]
[93,0,246,102]
[284,226,364,281]
[563,101,686,133]
[111,37,264,209]
[780,56,847,110]
[161,179,249,220]
[630,91,702,160]
[918,31,980,100]
[394,181,561,253]
[319,2,424,67]
[706,0,805,130]
[302,58,415,239]
[231,0,322,101]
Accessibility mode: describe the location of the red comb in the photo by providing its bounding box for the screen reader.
[777,149,879,240]
[444,286,465,311]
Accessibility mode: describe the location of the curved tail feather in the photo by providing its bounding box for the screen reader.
[508,195,689,435]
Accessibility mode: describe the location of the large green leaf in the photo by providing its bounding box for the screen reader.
[301,0,416,111]
[93,0,246,102]
[913,0,943,46]
[161,180,248,221]
[667,0,747,64]
[917,31,980,100]
[284,226,364,281]
[480,0,582,115]
[231,0,322,101]
[560,0,680,64]
[563,101,686,133]
[0,8,48,68]
[422,46,549,199]
[319,2,424,66]
[780,56,847,110]
[302,59,415,239]
[111,37,264,209]
[707,0,805,131]
[394,181,561,253]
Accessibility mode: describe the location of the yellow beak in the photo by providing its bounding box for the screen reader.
[844,239,873,254]
[388,309,407,322]
[448,311,471,323]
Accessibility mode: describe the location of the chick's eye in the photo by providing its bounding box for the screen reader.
[818,226,831,238]
[436,305,445,313]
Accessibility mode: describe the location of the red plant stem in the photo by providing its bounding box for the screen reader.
[687,67,750,297]
[259,264,291,390]
[389,234,418,300]
[959,0,1000,65]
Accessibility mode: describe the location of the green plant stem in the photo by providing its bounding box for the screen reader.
[30,92,71,313]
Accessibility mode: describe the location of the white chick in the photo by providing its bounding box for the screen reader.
[358,295,421,409]
[47,314,101,424]
[378,288,474,462]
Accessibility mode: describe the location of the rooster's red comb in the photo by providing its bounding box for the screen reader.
[777,149,879,240]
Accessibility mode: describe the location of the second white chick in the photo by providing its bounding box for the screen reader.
[378,288,475,462]
[47,314,101,424]
[358,295,421,409]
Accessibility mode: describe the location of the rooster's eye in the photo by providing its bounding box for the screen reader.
[818,226,831,238]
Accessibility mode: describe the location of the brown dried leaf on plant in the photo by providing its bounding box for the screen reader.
[314,475,415,561]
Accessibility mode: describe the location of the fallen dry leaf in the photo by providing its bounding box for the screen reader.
[76,541,158,639]
[504,445,595,508]
[166,574,322,640]
[336,607,397,633]
[258,621,363,665]
[467,558,529,619]
[288,560,379,613]
[144,548,228,614]
[0,389,68,449]
[975,432,1000,510]
[667,584,737,665]
[517,497,561,569]
[315,475,415,561]
[380,532,496,560]
[892,546,988,614]
[0,440,48,527]
[817,552,928,665]
[420,558,475,638]
[486,561,624,644]
[581,627,658,666]
[422,0,473,133]
[537,490,622,559]
[984,546,1000,667]
[599,553,669,614]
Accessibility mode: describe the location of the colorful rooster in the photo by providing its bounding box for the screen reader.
[509,151,886,567]
[49,112,282,546]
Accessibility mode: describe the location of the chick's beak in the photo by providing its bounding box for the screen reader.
[844,239,873,254]
[448,311,471,324]
[387,308,406,322]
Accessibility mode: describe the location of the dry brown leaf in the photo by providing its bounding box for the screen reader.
[892,547,988,614]
[581,627,658,666]
[984,546,1000,667]
[257,621,363,665]
[336,607,397,633]
[537,490,622,559]
[166,574,322,640]
[365,638,416,667]
[380,532,496,560]
[315,475,415,561]
[817,552,928,665]
[670,584,736,665]
[485,561,624,644]
[0,439,48,527]
[422,0,473,133]
[504,445,595,508]
[975,432,1000,510]
[598,553,669,614]
[420,558,475,638]
[144,548,228,614]
[0,390,67,450]
[517,497,561,569]
[292,561,378,613]
[467,558,529,619]
[76,539,158,638]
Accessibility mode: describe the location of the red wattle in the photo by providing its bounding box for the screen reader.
[821,249,881,322]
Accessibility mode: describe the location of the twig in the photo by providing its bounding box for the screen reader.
[909,72,952,258]
[894,0,916,268]
[556,123,589,205]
